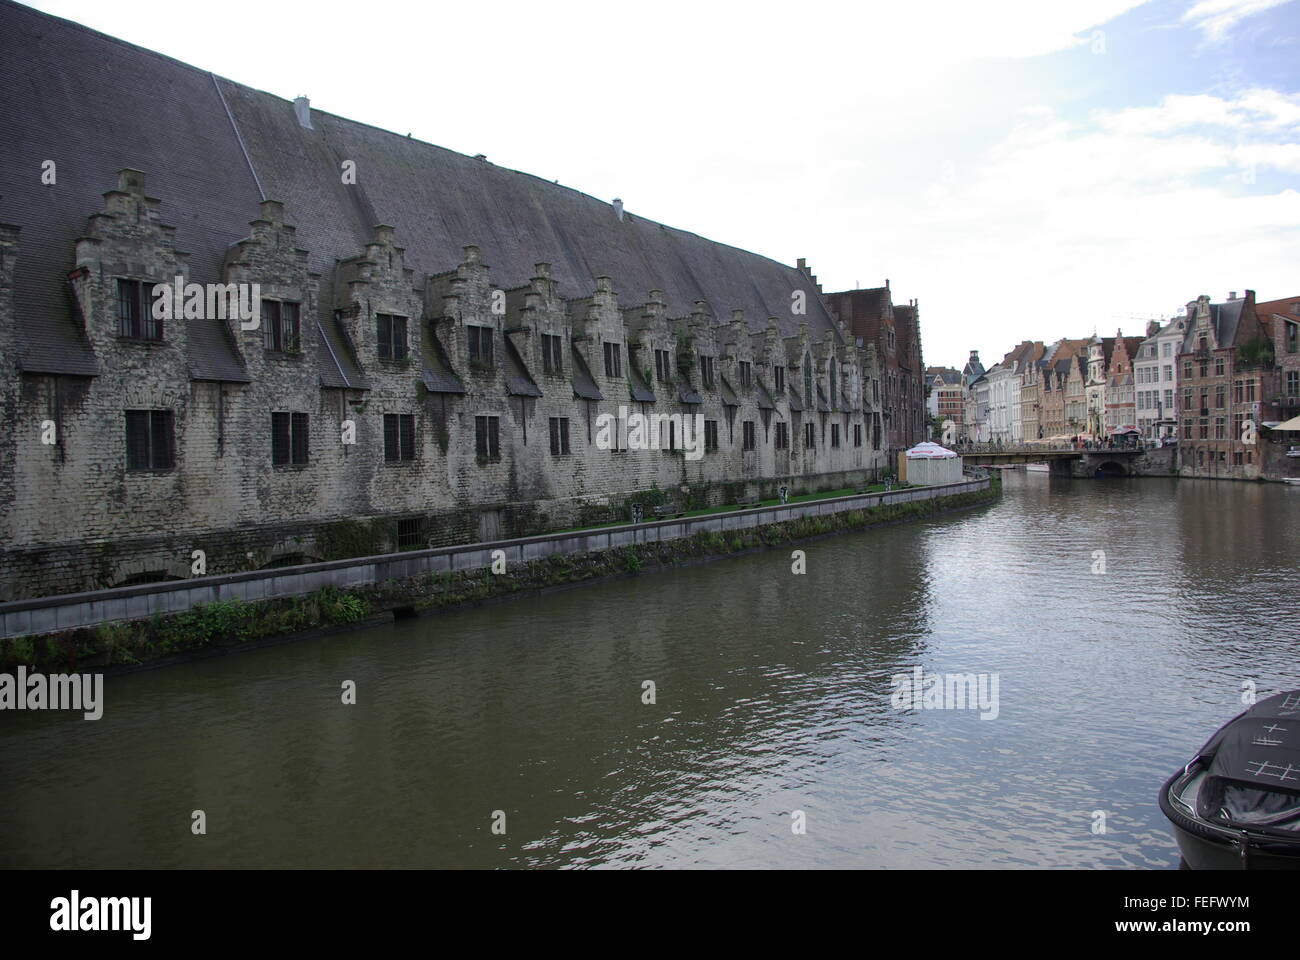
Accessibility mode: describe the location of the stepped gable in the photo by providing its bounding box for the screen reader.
[0,0,841,387]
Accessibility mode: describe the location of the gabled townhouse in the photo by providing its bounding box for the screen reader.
[1177,292,1272,479]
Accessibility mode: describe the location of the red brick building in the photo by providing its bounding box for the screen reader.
[821,280,925,460]
[1255,294,1300,479]
[1177,291,1273,479]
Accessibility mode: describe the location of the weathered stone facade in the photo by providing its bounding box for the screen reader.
[0,170,893,601]
[821,280,926,460]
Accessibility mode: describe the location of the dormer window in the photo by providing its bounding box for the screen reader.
[117,279,161,341]
[603,341,623,378]
[262,300,301,353]
[542,334,563,374]
[654,348,672,382]
[467,325,494,368]
[773,365,785,393]
[377,314,408,361]
[738,361,752,389]
[699,355,715,389]
[803,354,813,405]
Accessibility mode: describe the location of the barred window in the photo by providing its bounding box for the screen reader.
[700,355,715,389]
[655,348,672,382]
[468,326,494,367]
[542,334,563,374]
[774,422,789,450]
[742,420,756,451]
[603,341,622,378]
[377,314,408,361]
[383,413,416,461]
[704,419,718,452]
[548,417,570,456]
[117,279,161,340]
[475,415,500,460]
[272,412,310,465]
[396,517,427,551]
[263,301,302,353]
[124,409,174,471]
[804,421,815,449]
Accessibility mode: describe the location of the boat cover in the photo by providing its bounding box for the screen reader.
[1195,690,1300,832]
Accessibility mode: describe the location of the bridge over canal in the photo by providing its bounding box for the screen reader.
[958,445,1176,478]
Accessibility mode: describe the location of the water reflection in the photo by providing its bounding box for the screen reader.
[0,472,1295,868]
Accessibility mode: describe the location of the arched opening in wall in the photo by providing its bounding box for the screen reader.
[260,553,320,570]
[115,570,183,588]
[1095,460,1128,478]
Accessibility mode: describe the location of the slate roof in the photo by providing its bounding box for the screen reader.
[419,323,465,394]
[0,0,845,387]
[628,363,656,403]
[718,375,738,407]
[1179,298,1264,353]
[0,1,261,379]
[503,332,542,398]
[570,346,603,401]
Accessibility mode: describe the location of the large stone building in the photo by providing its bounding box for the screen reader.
[0,2,905,600]
[821,282,926,460]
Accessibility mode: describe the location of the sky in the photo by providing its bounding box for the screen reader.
[24,0,1300,369]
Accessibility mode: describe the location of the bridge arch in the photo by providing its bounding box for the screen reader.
[1095,460,1128,477]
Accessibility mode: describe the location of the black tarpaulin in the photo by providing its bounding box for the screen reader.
[1196,690,1300,832]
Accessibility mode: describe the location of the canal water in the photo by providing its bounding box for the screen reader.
[2,472,1296,868]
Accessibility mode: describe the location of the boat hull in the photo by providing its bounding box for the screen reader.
[1160,769,1300,870]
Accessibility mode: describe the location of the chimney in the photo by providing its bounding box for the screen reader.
[969,350,979,365]
[612,198,624,222]
[293,96,313,130]
[1228,291,1237,301]
[1146,319,1159,337]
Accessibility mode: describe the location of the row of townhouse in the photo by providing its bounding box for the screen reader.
[938,290,1299,479]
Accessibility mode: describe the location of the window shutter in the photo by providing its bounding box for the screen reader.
[125,410,149,470]
[272,412,290,465]
[291,412,309,464]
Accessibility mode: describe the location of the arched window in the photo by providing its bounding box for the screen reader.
[803,353,813,406]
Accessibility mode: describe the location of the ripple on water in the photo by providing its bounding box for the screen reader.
[0,473,1295,868]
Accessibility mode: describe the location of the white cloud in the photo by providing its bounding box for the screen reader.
[1181,0,1294,43]
[833,98,1300,361]
[1100,90,1300,133]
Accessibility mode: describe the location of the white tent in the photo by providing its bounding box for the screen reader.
[905,441,959,459]
[903,442,962,485]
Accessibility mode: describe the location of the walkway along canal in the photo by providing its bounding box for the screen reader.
[0,477,996,667]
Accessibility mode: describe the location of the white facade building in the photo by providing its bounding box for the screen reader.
[1134,318,1186,440]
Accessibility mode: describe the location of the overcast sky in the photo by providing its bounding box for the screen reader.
[27,0,1300,369]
